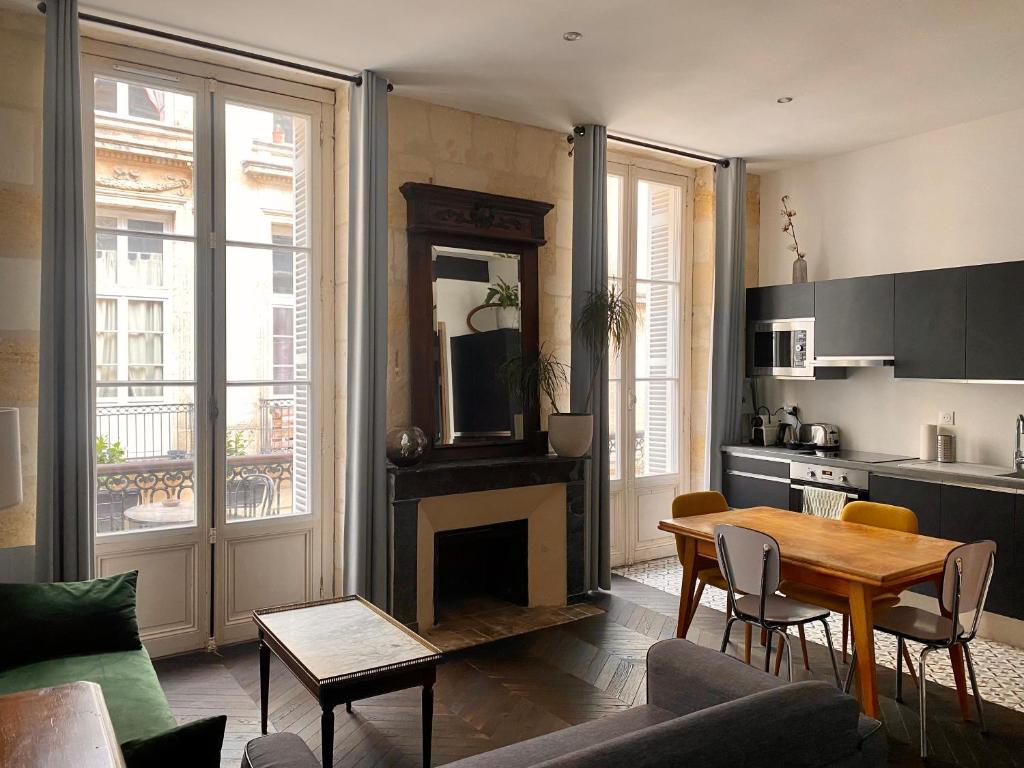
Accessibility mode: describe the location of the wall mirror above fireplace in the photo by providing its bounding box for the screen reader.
[400,182,553,461]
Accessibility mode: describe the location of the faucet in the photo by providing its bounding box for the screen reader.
[1015,414,1024,471]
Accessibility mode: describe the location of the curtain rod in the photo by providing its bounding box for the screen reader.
[37,2,374,88]
[570,126,729,168]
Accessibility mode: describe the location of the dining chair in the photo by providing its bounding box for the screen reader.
[781,500,920,682]
[714,523,842,686]
[845,539,996,758]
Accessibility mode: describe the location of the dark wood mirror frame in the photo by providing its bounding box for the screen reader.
[400,182,554,461]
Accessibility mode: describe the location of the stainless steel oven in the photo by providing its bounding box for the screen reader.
[788,461,869,512]
[748,319,815,378]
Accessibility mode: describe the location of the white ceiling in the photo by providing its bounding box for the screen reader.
[72,0,1024,168]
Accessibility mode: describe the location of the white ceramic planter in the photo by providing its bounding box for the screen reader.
[548,413,593,457]
[496,307,520,329]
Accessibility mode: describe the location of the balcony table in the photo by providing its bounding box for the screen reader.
[659,506,967,720]
[124,500,195,527]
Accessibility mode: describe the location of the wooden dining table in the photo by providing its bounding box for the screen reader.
[658,506,966,720]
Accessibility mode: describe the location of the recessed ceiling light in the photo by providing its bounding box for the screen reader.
[563,31,583,42]
[777,96,793,104]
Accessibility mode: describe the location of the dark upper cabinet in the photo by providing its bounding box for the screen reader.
[939,484,1016,619]
[966,261,1024,381]
[894,268,967,379]
[869,474,941,596]
[747,283,814,321]
[814,275,895,358]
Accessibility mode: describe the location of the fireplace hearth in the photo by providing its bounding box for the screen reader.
[433,519,528,624]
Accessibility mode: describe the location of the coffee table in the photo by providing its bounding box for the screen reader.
[253,596,442,767]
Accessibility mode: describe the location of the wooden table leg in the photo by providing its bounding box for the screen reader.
[675,536,699,638]
[258,631,270,735]
[422,680,434,768]
[321,707,334,768]
[848,583,880,719]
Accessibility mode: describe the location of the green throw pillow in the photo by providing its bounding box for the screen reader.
[121,715,226,768]
[0,570,142,671]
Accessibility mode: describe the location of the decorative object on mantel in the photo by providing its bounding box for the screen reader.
[386,426,429,467]
[550,286,635,458]
[781,195,808,284]
[499,343,568,453]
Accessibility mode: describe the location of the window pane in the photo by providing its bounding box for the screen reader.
[607,174,624,279]
[128,300,164,397]
[225,103,310,246]
[93,78,194,233]
[96,299,118,399]
[634,380,678,478]
[226,246,308,383]
[225,385,308,521]
[634,281,679,379]
[635,180,680,282]
[95,385,197,534]
[608,380,620,481]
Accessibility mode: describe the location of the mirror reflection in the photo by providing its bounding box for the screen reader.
[432,246,522,446]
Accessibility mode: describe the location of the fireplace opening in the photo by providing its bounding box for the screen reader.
[433,519,528,624]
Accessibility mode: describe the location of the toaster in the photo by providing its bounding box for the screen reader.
[799,423,840,448]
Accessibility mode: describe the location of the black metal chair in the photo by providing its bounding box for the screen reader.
[226,473,275,518]
[95,487,141,533]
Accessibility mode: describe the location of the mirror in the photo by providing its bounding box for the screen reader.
[432,246,522,446]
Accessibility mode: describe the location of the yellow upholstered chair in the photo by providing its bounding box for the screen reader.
[672,491,753,662]
[781,500,920,681]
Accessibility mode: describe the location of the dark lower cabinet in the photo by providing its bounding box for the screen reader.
[1016,496,1024,621]
[939,484,1016,619]
[869,475,941,596]
[814,274,895,358]
[722,472,791,511]
[894,268,966,379]
[966,261,1024,380]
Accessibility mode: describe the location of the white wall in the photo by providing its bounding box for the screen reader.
[758,107,1024,466]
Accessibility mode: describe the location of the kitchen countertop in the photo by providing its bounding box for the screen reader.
[723,443,1024,493]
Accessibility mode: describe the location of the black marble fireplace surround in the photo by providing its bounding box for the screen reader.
[386,455,588,630]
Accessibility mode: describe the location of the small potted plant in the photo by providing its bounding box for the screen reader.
[484,276,520,329]
[548,285,635,457]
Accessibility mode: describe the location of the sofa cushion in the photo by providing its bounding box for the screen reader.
[0,571,142,671]
[0,649,176,745]
[443,704,676,768]
[121,714,226,768]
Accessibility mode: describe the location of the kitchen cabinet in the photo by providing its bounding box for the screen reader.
[1016,496,1024,621]
[721,453,791,510]
[966,261,1024,380]
[894,268,966,379]
[869,474,941,596]
[939,484,1016,619]
[814,275,895,358]
[746,283,814,322]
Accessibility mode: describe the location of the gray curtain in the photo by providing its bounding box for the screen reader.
[706,159,747,491]
[36,0,93,583]
[343,71,389,606]
[570,125,610,592]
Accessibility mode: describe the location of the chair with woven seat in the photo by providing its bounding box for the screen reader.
[780,500,920,681]
[715,523,842,686]
[846,539,996,758]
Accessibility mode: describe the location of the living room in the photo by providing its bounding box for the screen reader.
[1,1,1023,766]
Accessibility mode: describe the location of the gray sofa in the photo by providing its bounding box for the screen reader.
[242,638,886,768]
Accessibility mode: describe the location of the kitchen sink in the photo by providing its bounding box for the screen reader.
[998,469,1024,480]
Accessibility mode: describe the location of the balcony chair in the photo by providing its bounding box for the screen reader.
[226,473,275,518]
[715,524,842,687]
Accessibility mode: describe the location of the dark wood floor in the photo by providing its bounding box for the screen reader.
[154,575,1024,767]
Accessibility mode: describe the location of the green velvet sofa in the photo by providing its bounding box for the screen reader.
[0,571,224,765]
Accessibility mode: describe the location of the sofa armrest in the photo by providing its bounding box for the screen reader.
[646,637,784,716]
[536,681,876,768]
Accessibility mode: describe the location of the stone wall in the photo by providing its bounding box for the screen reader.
[385,96,574,429]
[0,8,44,549]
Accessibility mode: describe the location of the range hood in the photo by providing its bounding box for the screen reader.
[813,356,895,368]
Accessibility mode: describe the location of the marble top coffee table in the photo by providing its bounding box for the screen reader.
[253,596,442,767]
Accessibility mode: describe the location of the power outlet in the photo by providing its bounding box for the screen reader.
[783,403,799,417]
[939,411,956,426]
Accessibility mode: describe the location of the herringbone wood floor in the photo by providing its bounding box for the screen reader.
[154,575,1024,767]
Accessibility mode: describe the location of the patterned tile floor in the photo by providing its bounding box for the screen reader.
[614,556,1024,714]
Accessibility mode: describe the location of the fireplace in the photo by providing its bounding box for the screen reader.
[433,520,528,624]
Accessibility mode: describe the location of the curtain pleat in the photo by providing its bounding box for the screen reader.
[343,71,389,607]
[570,125,611,592]
[36,0,94,582]
[706,160,747,491]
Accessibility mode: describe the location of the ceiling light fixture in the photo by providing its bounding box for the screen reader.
[777,96,793,104]
[563,31,583,42]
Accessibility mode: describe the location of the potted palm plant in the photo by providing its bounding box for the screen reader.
[498,344,568,444]
[548,285,635,457]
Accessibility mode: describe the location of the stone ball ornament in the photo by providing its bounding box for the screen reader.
[386,426,428,466]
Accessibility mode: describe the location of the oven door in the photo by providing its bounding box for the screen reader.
[789,479,868,513]
[748,320,814,378]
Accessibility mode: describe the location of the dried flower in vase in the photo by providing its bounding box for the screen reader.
[780,194,807,283]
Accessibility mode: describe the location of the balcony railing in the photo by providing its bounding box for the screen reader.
[96,402,194,459]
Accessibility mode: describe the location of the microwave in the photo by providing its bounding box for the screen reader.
[748,319,815,378]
